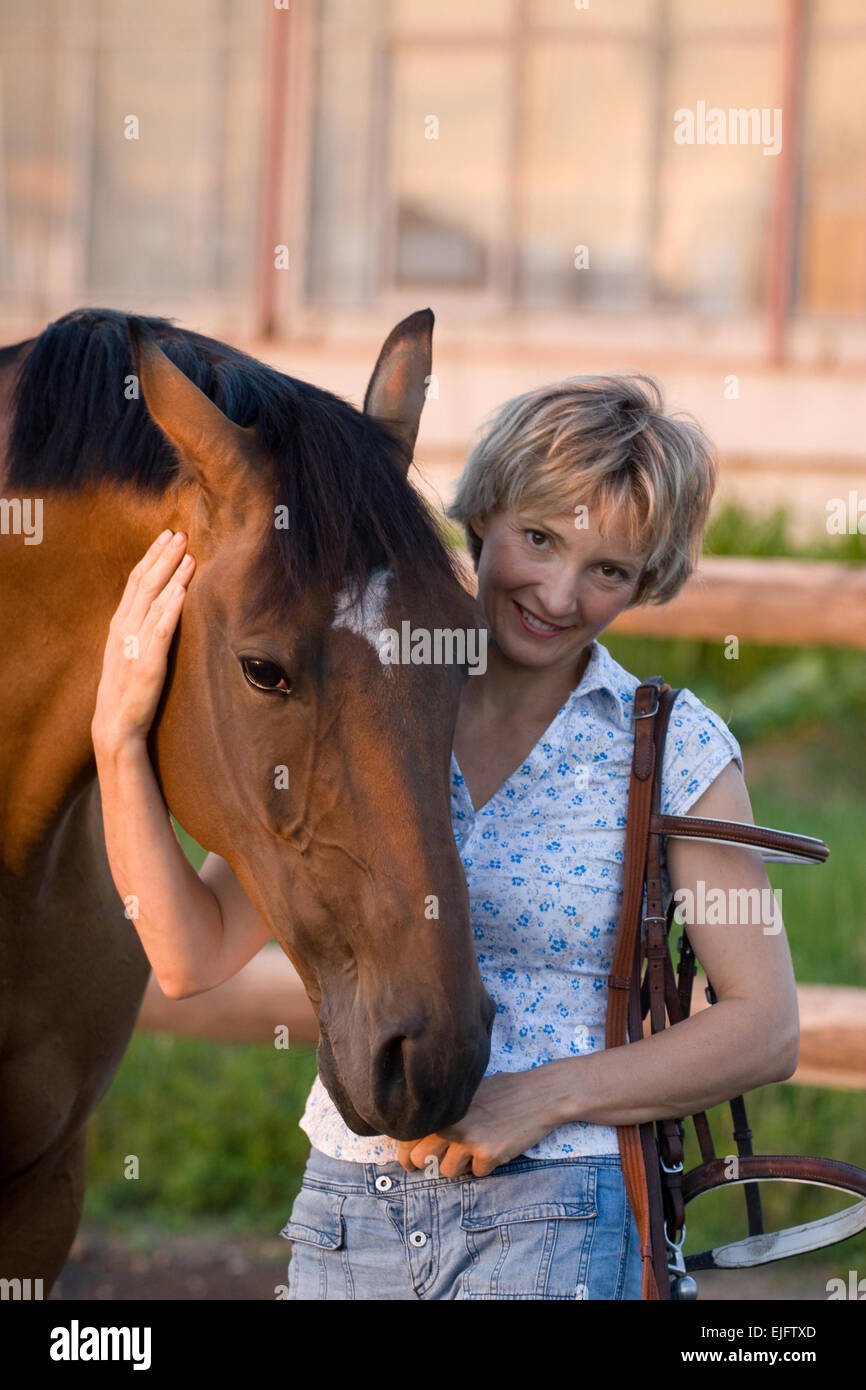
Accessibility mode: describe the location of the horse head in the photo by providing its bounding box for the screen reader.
[128,311,494,1139]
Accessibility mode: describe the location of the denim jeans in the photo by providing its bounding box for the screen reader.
[281,1145,643,1300]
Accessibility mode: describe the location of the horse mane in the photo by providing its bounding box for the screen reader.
[4,307,463,620]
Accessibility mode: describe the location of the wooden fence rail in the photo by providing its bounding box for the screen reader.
[453,554,866,649]
[136,948,866,1092]
[611,556,866,649]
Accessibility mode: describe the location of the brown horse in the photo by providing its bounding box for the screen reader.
[0,306,494,1291]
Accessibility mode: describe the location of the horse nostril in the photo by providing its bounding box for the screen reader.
[373,1014,430,1091]
[378,1032,408,1082]
[371,1032,414,1123]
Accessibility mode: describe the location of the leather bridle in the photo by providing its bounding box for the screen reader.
[606,678,866,1300]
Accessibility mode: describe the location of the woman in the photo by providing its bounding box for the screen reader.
[92,373,798,1301]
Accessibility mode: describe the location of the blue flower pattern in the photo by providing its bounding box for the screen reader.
[299,639,743,1162]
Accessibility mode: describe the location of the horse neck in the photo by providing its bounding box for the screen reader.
[0,478,182,874]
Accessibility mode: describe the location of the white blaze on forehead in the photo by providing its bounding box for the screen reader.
[331,566,392,655]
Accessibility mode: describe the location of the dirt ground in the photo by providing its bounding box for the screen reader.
[46,1223,841,1301]
[49,1224,290,1301]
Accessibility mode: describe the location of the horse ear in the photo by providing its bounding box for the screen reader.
[126,317,263,508]
[363,309,433,474]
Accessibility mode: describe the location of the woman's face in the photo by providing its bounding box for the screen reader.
[470,503,648,674]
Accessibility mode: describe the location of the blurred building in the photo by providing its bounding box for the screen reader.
[1,0,864,531]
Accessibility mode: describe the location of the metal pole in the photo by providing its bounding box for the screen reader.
[766,0,806,366]
[254,2,290,340]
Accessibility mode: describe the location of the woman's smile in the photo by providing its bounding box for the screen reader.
[512,599,573,638]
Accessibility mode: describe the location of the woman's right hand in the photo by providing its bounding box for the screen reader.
[91,529,196,756]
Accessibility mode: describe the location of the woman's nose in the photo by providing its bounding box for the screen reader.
[533,583,581,623]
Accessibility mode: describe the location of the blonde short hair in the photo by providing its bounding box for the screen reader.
[447,374,716,606]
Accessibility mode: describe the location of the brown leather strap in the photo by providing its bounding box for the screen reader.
[607,674,846,1299]
[643,689,686,1251]
[701,977,764,1236]
[683,1152,866,1203]
[651,815,829,864]
[681,1156,866,1270]
[642,693,835,1272]
[607,677,671,1300]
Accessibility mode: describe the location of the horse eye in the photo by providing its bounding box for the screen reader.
[241,657,292,694]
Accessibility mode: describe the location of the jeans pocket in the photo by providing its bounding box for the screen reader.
[281,1184,347,1300]
[459,1164,598,1299]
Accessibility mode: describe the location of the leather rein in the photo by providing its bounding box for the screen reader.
[606,677,866,1300]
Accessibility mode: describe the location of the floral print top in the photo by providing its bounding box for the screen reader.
[299,638,743,1162]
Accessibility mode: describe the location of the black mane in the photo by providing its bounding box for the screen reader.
[5,307,461,620]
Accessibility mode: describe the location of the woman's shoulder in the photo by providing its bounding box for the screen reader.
[661,685,744,818]
[572,643,744,816]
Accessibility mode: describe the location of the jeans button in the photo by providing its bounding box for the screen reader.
[409,1230,428,1247]
[375,1175,393,1192]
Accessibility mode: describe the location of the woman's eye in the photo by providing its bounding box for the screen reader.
[599,565,627,581]
[526,530,549,548]
[241,657,292,694]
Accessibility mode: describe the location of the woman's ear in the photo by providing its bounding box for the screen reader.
[467,513,486,569]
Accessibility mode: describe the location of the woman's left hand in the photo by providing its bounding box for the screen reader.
[395,1067,568,1178]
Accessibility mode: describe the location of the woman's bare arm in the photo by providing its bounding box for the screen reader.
[539,760,799,1129]
[94,737,236,998]
[91,529,313,1017]
[95,736,281,997]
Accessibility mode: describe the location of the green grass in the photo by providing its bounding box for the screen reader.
[84,1034,318,1234]
[703,500,866,563]
[83,504,866,1277]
